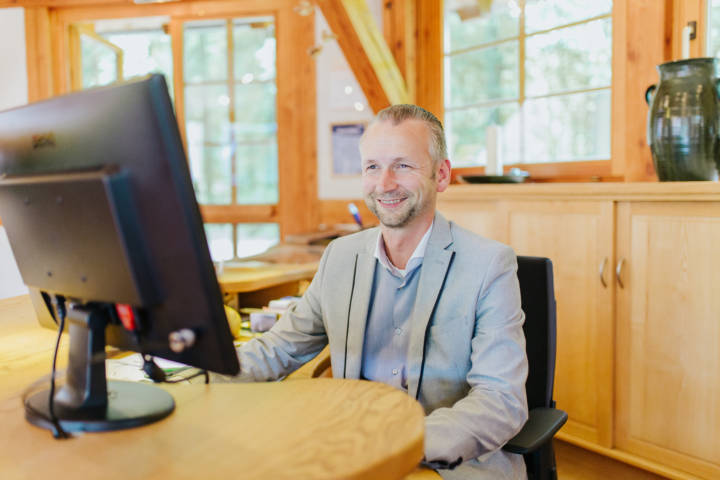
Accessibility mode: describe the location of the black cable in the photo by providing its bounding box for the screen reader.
[49,295,69,439]
[142,353,208,384]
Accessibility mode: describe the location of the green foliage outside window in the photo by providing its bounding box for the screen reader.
[444,0,612,167]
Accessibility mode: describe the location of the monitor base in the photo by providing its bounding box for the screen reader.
[25,380,175,433]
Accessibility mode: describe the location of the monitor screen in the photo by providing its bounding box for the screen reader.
[0,75,239,434]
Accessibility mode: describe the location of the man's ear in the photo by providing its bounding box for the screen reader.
[436,159,451,192]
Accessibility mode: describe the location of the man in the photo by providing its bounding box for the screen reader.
[233,105,528,479]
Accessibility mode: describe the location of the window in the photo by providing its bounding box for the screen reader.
[65,13,282,257]
[443,0,612,168]
[205,223,279,261]
[69,17,172,93]
[183,18,278,207]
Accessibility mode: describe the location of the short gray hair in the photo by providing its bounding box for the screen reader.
[369,104,448,167]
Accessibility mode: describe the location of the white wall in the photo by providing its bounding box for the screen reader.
[0,7,29,299]
[315,1,382,200]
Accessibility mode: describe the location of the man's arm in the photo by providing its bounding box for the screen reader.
[230,243,334,382]
[424,246,529,466]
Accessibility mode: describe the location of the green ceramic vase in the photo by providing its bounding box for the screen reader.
[645,58,720,181]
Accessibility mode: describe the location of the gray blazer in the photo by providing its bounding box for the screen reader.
[236,213,529,479]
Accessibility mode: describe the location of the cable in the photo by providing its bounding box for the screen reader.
[142,354,208,384]
[49,295,69,439]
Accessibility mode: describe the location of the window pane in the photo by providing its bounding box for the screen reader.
[236,223,279,258]
[103,29,173,98]
[205,223,234,262]
[235,141,278,204]
[444,0,519,52]
[446,104,520,167]
[185,85,231,145]
[81,37,117,88]
[233,19,276,82]
[189,146,232,204]
[523,89,610,162]
[709,0,720,57]
[184,21,227,83]
[525,0,612,34]
[445,41,519,107]
[234,83,277,141]
[525,18,611,96]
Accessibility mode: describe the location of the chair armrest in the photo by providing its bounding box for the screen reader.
[502,407,568,455]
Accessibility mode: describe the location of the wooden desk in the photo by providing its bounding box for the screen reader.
[218,261,318,308]
[0,295,425,480]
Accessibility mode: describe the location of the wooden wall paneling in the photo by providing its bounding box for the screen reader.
[610,0,627,179]
[382,0,416,102]
[276,5,318,236]
[504,200,615,447]
[615,201,720,479]
[414,0,442,120]
[24,6,54,102]
[67,24,81,90]
[49,7,66,95]
[316,0,409,113]
[169,17,185,147]
[620,0,671,182]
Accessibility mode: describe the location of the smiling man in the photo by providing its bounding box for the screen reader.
[233,105,529,479]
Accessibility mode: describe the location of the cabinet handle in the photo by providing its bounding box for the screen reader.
[616,257,626,289]
[599,257,608,288]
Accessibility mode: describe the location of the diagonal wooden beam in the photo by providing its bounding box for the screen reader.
[317,0,410,113]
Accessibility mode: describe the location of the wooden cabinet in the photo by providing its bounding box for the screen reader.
[505,200,615,447]
[438,183,720,480]
[615,202,720,479]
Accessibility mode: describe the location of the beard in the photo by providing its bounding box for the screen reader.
[364,188,424,228]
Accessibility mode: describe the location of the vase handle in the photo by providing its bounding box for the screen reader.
[645,84,657,105]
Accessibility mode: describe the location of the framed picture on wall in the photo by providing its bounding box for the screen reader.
[331,123,365,176]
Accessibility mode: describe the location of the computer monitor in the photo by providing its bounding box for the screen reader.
[0,75,239,434]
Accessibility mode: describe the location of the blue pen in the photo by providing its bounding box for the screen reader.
[348,203,363,228]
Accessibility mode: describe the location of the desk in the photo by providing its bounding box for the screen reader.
[0,295,425,480]
[218,261,318,308]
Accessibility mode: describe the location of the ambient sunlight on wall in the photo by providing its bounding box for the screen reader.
[0,7,30,299]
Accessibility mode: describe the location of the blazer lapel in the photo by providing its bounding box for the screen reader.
[407,214,454,398]
[342,248,376,379]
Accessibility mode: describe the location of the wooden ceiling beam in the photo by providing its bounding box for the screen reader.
[382,0,416,103]
[316,0,409,113]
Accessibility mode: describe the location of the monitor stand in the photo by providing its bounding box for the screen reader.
[24,303,175,433]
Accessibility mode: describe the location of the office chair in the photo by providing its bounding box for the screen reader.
[503,256,568,480]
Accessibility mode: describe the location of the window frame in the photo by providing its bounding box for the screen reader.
[29,0,317,237]
[443,2,617,182]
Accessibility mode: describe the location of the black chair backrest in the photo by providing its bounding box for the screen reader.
[516,256,557,410]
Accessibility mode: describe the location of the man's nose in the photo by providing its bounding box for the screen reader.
[378,168,397,191]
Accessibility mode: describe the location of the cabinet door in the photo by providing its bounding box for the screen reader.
[616,202,720,479]
[505,200,615,447]
[437,199,506,243]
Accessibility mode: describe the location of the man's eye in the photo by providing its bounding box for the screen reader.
[397,163,411,169]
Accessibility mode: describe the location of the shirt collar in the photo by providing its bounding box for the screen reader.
[374,221,434,278]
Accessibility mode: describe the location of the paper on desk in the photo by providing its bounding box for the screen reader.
[106,353,190,382]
